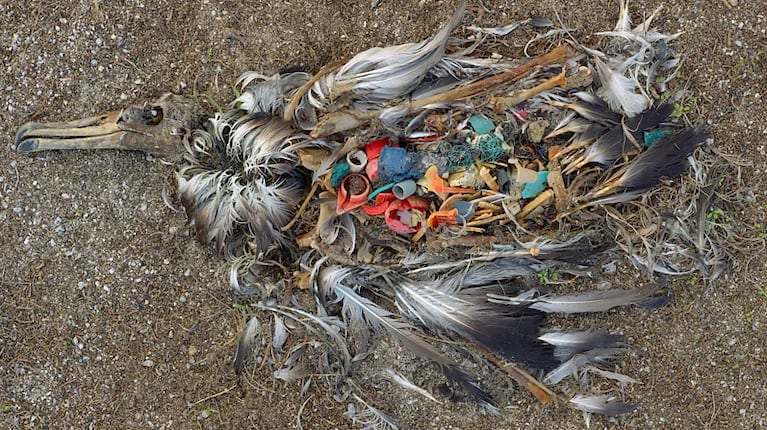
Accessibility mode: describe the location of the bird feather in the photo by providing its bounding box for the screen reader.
[543,347,625,385]
[322,267,497,411]
[569,394,637,417]
[539,329,624,360]
[588,126,708,204]
[490,287,655,314]
[386,368,441,403]
[594,57,649,117]
[530,288,655,314]
[234,315,260,374]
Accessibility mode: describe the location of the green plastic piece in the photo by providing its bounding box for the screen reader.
[468,115,495,135]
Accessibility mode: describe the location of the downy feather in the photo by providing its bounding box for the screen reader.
[594,57,649,117]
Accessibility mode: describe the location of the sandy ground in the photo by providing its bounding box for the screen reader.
[2,0,766,429]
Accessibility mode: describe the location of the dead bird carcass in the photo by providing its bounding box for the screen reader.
[15,0,728,426]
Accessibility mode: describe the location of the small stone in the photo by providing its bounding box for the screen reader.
[142,359,154,368]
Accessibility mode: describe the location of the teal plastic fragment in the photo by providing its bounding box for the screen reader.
[468,115,495,135]
[643,129,673,147]
[368,183,395,200]
[521,170,549,199]
[331,160,351,187]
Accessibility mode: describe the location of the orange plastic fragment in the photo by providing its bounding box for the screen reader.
[427,208,459,229]
[424,166,474,195]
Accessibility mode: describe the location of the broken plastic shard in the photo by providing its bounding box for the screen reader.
[496,169,512,193]
[521,170,549,199]
[448,165,483,189]
[515,164,539,183]
[468,114,495,134]
[526,119,549,143]
[385,196,428,234]
[643,128,673,147]
[453,200,475,221]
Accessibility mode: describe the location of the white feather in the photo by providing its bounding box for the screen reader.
[569,394,637,417]
[385,368,440,403]
[594,57,649,117]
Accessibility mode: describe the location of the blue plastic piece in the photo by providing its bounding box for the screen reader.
[643,129,673,147]
[331,160,351,187]
[378,146,419,182]
[468,115,495,134]
[368,183,395,200]
[521,170,549,199]
[453,200,475,222]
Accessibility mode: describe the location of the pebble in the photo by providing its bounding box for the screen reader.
[142,359,154,368]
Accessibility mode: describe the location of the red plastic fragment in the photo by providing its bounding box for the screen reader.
[384,196,428,234]
[363,192,396,216]
[365,137,398,181]
[337,173,371,214]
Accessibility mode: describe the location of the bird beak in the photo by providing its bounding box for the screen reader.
[15,93,195,158]
[15,111,130,153]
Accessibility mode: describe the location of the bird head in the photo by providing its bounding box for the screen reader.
[15,93,200,159]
